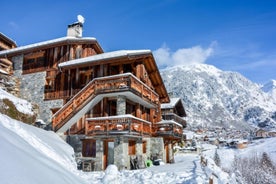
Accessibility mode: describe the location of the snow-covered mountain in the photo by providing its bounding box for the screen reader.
[160,64,276,131]
[262,80,276,101]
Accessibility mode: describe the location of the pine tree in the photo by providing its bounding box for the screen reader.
[260,152,276,178]
[261,152,274,170]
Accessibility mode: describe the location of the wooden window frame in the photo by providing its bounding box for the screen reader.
[128,140,136,155]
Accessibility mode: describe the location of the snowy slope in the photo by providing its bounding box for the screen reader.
[160,64,276,131]
[0,114,88,184]
[0,112,210,184]
[0,88,33,115]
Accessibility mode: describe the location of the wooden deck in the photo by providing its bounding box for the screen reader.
[52,73,159,132]
[153,121,183,139]
[85,115,151,137]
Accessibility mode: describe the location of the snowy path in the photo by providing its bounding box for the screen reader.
[83,153,209,184]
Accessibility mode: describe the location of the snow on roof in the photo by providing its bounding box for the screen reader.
[58,49,152,68]
[0,36,97,57]
[0,32,16,46]
[156,120,183,127]
[161,97,181,109]
[0,68,8,75]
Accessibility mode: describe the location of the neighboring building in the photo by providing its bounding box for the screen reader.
[0,21,187,171]
[0,32,17,75]
[255,129,269,138]
[158,98,186,162]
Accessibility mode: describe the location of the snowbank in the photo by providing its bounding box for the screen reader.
[0,114,87,184]
[0,88,33,115]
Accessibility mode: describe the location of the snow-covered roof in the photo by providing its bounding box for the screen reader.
[0,36,98,57]
[0,68,8,75]
[156,120,183,127]
[161,97,186,117]
[0,32,17,46]
[58,50,152,68]
[161,97,181,109]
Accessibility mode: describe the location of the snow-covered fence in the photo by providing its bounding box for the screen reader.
[209,173,218,184]
[200,155,208,167]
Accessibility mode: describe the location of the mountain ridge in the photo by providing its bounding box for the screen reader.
[160,64,276,131]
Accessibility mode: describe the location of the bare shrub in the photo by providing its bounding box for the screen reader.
[231,152,276,184]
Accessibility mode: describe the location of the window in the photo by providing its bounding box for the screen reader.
[23,51,45,73]
[142,141,147,154]
[128,140,136,155]
[123,64,132,73]
[82,140,96,157]
[110,65,119,75]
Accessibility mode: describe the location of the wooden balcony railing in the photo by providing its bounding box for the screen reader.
[85,115,151,137]
[153,121,183,139]
[52,73,159,132]
[162,113,186,127]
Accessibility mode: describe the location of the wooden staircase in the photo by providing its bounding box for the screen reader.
[52,73,159,133]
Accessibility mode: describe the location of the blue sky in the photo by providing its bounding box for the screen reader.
[1,0,276,84]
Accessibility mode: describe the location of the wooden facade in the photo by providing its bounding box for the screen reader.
[0,23,187,170]
[0,33,17,74]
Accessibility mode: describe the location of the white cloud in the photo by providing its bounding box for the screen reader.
[153,42,216,67]
[8,21,19,29]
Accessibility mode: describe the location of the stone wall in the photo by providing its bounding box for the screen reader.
[94,140,103,171]
[67,135,85,154]
[114,137,129,170]
[148,137,165,162]
[11,55,63,126]
[116,95,126,115]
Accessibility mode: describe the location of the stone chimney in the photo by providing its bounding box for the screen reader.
[67,22,83,38]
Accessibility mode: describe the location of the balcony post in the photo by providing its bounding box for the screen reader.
[117,95,126,115]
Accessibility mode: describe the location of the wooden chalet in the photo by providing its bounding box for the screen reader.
[0,32,17,75]
[0,21,187,171]
[158,98,187,162]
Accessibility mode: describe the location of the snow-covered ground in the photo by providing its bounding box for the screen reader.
[0,114,88,184]
[201,138,276,171]
[2,113,276,184]
[0,113,209,184]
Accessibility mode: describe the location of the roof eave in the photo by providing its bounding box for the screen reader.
[0,36,102,58]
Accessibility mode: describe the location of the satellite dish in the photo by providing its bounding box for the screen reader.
[77,15,85,24]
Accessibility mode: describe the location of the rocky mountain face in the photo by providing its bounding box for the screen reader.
[262,80,276,101]
[160,64,276,131]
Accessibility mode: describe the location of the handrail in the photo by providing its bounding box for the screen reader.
[85,114,151,136]
[162,113,186,127]
[153,122,183,138]
[52,73,159,132]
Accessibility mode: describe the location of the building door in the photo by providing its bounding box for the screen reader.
[165,143,169,163]
[103,140,114,169]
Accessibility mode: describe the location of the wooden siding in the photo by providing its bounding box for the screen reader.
[22,44,97,75]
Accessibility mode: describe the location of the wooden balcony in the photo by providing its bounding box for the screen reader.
[52,73,159,132]
[85,115,151,137]
[162,113,186,127]
[153,121,183,139]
